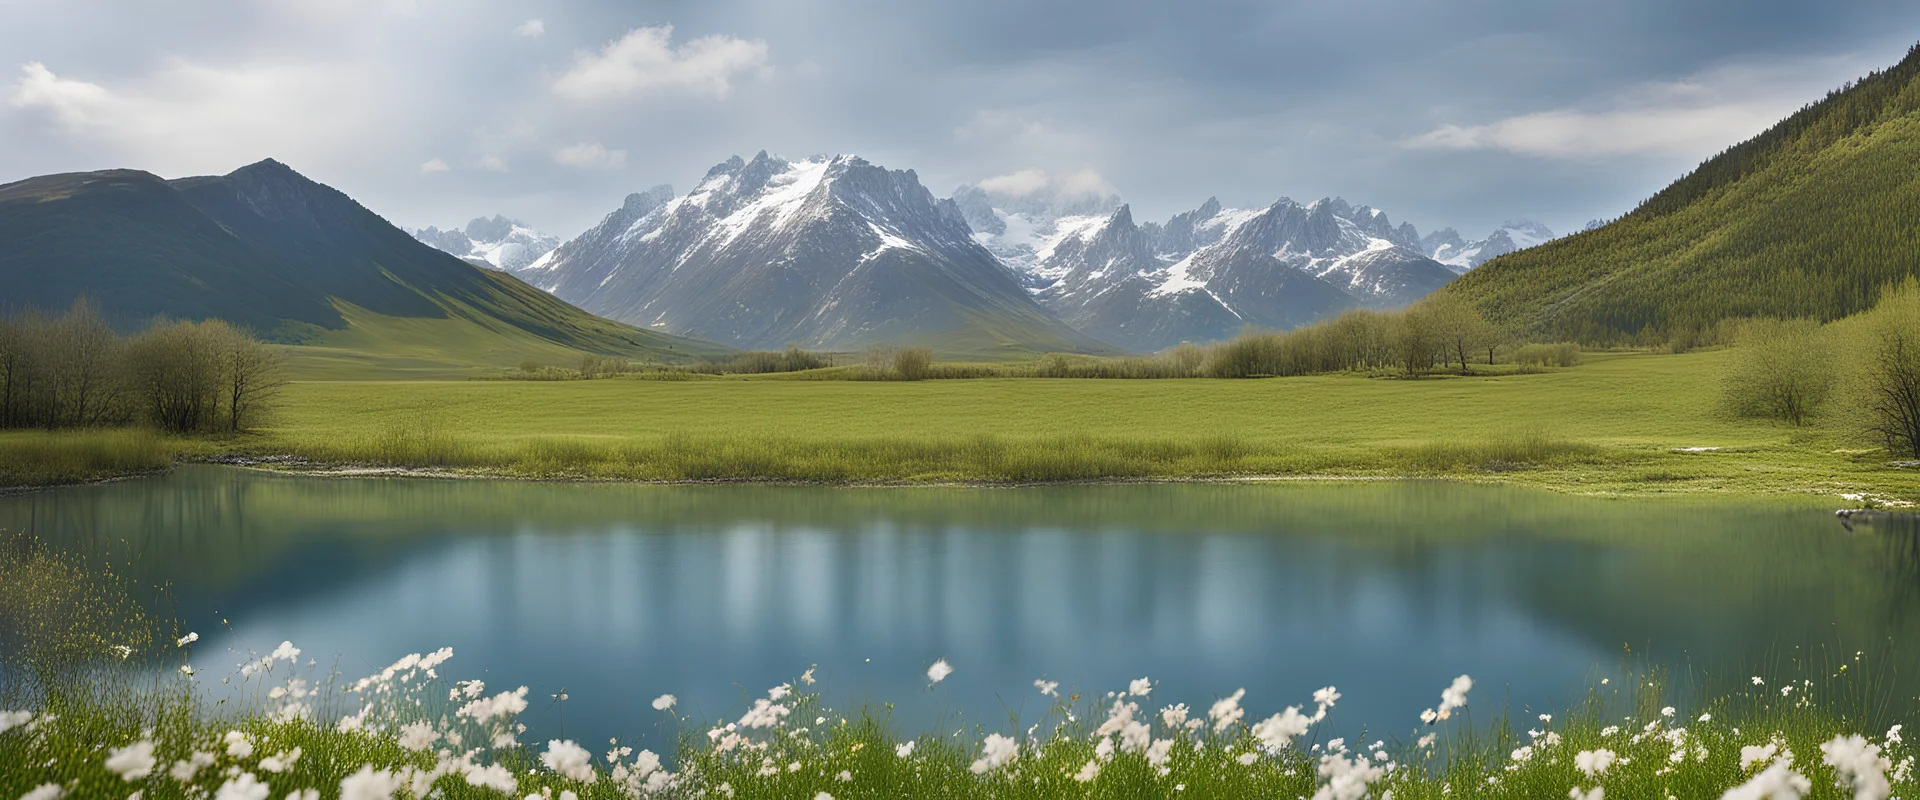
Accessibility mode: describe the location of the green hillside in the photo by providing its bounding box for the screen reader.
[1448,44,1920,342]
[0,161,730,376]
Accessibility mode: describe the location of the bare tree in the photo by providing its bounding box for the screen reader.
[126,320,225,434]
[1855,280,1920,457]
[220,323,287,433]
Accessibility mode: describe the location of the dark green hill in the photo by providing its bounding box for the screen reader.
[0,161,729,375]
[1447,44,1920,342]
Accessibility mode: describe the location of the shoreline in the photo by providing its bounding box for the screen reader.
[0,455,1880,507]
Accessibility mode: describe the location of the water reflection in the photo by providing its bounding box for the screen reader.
[2,467,1910,754]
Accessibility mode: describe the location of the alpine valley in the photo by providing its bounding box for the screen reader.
[515,151,1551,354]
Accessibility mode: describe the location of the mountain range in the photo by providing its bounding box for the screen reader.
[1448,42,1920,342]
[513,154,1550,353]
[0,160,727,376]
[411,217,561,273]
[515,152,1112,357]
[950,183,1545,350]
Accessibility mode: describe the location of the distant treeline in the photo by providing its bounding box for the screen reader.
[500,294,1588,382]
[0,301,286,434]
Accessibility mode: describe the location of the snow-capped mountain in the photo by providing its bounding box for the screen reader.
[521,152,1110,355]
[953,182,1123,287]
[411,216,561,272]
[1420,220,1556,273]
[998,195,1458,351]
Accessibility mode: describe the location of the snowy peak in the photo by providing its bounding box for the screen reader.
[518,152,1106,354]
[1423,219,1557,273]
[411,214,562,273]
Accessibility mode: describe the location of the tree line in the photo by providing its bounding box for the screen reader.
[0,301,286,434]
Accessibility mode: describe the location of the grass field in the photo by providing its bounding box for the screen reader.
[245,349,1919,500]
[6,349,1916,500]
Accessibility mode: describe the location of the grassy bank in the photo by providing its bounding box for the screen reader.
[0,430,208,490]
[7,350,1918,500]
[248,349,1917,499]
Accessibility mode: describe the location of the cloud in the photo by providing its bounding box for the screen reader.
[550,25,768,101]
[418,157,449,173]
[1403,55,1867,159]
[6,59,392,175]
[553,142,626,170]
[975,168,1049,196]
[515,19,545,38]
[475,154,508,172]
[974,167,1116,199]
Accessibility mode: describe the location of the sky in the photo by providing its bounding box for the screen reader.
[3,0,1918,242]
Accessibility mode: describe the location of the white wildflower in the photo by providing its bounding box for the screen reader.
[1161,704,1189,730]
[1073,758,1101,783]
[464,764,517,794]
[895,741,915,759]
[1313,752,1386,800]
[1129,677,1153,697]
[169,752,215,782]
[396,721,437,751]
[647,694,676,712]
[0,711,31,734]
[542,740,596,783]
[1753,677,1765,686]
[1209,689,1247,732]
[1237,752,1259,766]
[258,747,301,773]
[1701,713,1714,722]
[1147,738,1175,769]
[1820,735,1892,800]
[177,632,199,647]
[339,766,400,800]
[18,785,63,800]
[1418,733,1437,750]
[1427,675,1473,723]
[801,666,817,685]
[1253,707,1314,753]
[1885,724,1901,746]
[1743,742,1782,771]
[1576,748,1618,778]
[768,683,793,701]
[213,773,268,800]
[105,739,157,781]
[286,791,320,800]
[835,770,852,782]
[269,641,300,662]
[1721,759,1811,800]
[813,793,834,800]
[1035,680,1059,697]
[927,659,953,685]
[969,733,1018,774]
[1094,736,1115,762]
[223,731,254,759]
[1570,788,1605,800]
[1120,720,1151,754]
[1661,707,1676,718]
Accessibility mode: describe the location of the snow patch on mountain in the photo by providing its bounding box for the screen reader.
[410,215,562,273]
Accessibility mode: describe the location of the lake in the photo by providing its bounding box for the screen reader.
[3,466,1914,755]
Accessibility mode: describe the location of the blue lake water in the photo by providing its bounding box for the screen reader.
[4,466,1914,755]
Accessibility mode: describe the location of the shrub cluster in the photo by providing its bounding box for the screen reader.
[0,302,285,434]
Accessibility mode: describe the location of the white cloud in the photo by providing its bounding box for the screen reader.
[475,154,508,172]
[418,157,449,173]
[551,25,768,101]
[515,19,545,38]
[1404,54,1876,159]
[6,59,392,175]
[552,141,626,170]
[975,168,1049,196]
[974,167,1115,200]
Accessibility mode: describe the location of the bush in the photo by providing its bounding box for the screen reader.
[1721,317,1833,426]
[892,347,933,381]
[1512,342,1582,368]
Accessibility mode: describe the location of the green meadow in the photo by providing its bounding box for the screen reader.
[231,348,1916,500]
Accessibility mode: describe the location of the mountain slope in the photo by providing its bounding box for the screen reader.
[1447,44,1920,341]
[0,161,727,375]
[527,152,1113,357]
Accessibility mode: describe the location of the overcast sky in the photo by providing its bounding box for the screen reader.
[3,0,1917,240]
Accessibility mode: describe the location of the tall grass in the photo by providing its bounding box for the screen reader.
[0,429,195,488]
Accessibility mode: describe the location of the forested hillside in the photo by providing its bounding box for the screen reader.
[1447,44,1920,342]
